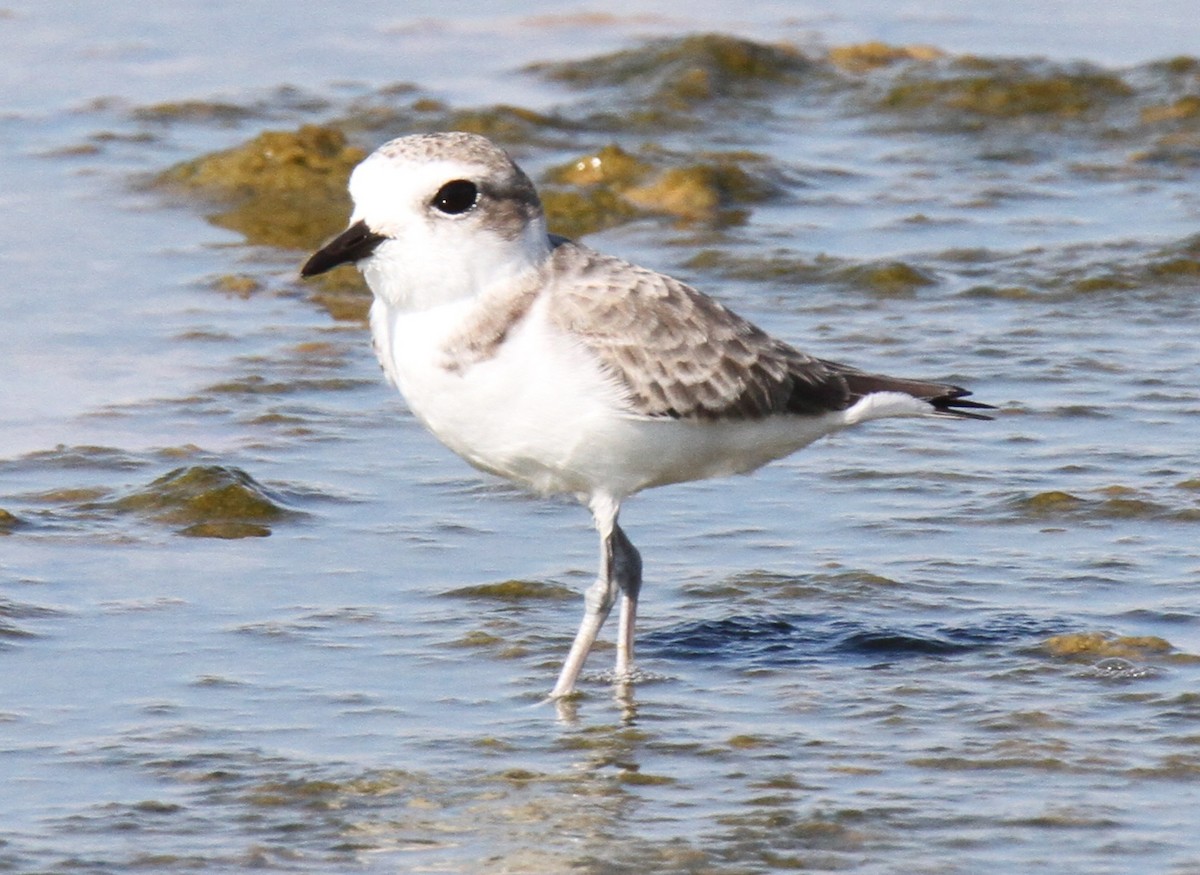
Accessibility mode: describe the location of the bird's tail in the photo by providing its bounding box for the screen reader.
[838,370,996,420]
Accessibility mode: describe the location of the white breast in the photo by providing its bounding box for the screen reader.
[371,295,631,496]
[369,296,864,501]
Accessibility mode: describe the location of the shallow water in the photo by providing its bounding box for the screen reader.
[4,3,1200,873]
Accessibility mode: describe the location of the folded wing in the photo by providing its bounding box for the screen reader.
[544,241,992,421]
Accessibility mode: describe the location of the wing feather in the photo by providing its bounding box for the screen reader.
[542,240,993,421]
[543,241,852,419]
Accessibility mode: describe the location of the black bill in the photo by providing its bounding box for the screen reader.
[301,220,388,277]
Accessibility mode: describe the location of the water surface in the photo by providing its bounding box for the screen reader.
[3,3,1200,873]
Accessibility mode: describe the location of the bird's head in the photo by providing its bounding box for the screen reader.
[301,132,551,310]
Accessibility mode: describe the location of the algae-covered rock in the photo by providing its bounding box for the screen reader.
[133,100,262,125]
[211,274,263,298]
[545,143,652,188]
[1140,95,1200,125]
[439,104,568,144]
[621,161,773,223]
[1012,484,1195,522]
[110,466,293,538]
[882,59,1133,121]
[333,94,571,149]
[682,248,936,295]
[540,187,644,239]
[832,261,937,296]
[1130,131,1200,167]
[540,144,779,236]
[155,124,365,250]
[442,580,576,602]
[306,277,373,323]
[828,42,943,74]
[0,508,20,534]
[539,143,649,236]
[1065,234,1200,293]
[1039,632,1197,664]
[529,33,812,111]
[1016,490,1086,514]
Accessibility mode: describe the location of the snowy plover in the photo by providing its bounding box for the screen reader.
[302,131,993,699]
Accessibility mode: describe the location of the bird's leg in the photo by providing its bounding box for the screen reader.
[549,563,616,698]
[611,522,642,680]
[548,496,623,699]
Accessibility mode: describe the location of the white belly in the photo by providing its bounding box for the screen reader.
[370,298,855,501]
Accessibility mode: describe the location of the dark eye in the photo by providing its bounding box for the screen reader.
[431,180,479,215]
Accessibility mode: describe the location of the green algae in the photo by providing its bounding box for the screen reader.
[526,33,819,130]
[540,187,643,239]
[130,86,332,127]
[882,60,1133,121]
[1127,131,1200,167]
[438,104,569,144]
[23,486,111,506]
[442,580,576,602]
[202,373,366,396]
[333,93,574,150]
[907,754,1073,772]
[178,521,273,539]
[1065,234,1200,294]
[540,144,778,236]
[683,248,937,295]
[952,234,1200,300]
[306,274,372,323]
[827,42,943,74]
[447,630,506,649]
[617,770,676,786]
[15,444,147,472]
[1039,632,1200,664]
[836,261,937,296]
[145,44,1200,322]
[544,143,652,188]
[0,509,19,534]
[133,100,263,125]
[210,274,263,298]
[1096,497,1165,519]
[728,734,772,750]
[621,161,771,222]
[246,778,344,808]
[108,466,293,537]
[1014,486,1196,522]
[1019,490,1086,514]
[155,124,365,250]
[443,629,528,659]
[1140,94,1200,124]
[530,33,812,104]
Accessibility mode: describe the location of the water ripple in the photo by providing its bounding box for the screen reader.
[643,612,1072,666]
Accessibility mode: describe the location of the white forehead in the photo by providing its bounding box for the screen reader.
[349,155,479,225]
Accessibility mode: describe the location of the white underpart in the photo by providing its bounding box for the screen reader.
[370,293,925,502]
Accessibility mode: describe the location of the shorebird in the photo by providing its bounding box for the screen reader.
[301,131,992,698]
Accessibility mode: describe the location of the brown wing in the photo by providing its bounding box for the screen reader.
[543,242,853,420]
[543,240,993,421]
